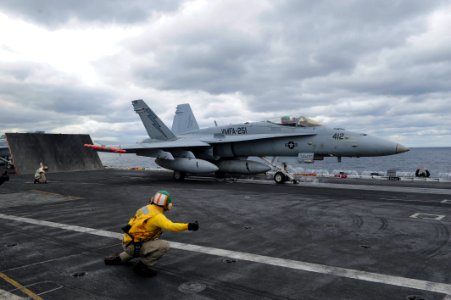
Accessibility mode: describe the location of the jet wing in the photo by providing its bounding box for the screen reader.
[123,140,210,151]
[84,139,210,153]
[85,132,316,153]
[202,132,316,144]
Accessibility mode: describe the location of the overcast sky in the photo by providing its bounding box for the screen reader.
[1,0,451,147]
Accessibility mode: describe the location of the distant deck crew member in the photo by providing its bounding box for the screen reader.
[104,190,199,277]
[415,168,430,178]
[34,162,48,184]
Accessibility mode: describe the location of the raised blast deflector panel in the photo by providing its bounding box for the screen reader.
[6,133,103,175]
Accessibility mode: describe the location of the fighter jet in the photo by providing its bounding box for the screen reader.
[85,100,409,183]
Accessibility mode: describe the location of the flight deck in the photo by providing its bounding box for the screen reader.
[1,169,451,300]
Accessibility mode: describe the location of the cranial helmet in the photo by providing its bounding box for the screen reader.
[151,190,172,210]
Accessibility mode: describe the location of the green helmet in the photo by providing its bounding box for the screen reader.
[151,190,172,209]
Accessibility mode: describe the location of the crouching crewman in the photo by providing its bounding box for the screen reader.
[104,190,199,277]
[34,162,48,184]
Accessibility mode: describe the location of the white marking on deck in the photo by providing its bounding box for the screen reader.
[410,213,446,221]
[206,176,451,195]
[170,174,451,195]
[287,181,451,195]
[1,213,451,296]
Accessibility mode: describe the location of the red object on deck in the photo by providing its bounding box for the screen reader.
[334,172,348,179]
[84,144,126,153]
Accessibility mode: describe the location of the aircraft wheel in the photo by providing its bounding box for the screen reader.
[274,172,286,184]
[173,171,186,180]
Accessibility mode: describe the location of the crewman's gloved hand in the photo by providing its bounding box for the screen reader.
[188,221,199,231]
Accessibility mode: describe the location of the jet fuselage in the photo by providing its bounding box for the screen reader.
[182,121,407,159]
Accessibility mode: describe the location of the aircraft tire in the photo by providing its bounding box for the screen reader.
[173,171,186,180]
[274,172,286,184]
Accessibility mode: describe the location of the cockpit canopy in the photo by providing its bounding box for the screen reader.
[268,116,321,127]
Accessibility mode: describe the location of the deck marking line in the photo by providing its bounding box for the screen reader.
[236,179,451,195]
[0,213,120,239]
[410,213,446,221]
[0,272,43,300]
[1,213,451,295]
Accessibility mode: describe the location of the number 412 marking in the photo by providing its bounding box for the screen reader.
[333,133,344,140]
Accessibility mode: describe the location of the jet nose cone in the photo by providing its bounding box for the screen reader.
[396,144,410,154]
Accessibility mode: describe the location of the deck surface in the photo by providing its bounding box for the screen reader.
[1,170,451,300]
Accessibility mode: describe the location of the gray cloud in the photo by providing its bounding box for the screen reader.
[0,82,112,115]
[0,62,118,132]
[0,0,182,27]
[120,1,450,113]
[1,0,451,146]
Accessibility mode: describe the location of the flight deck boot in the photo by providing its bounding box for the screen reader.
[133,261,157,277]
[104,253,122,265]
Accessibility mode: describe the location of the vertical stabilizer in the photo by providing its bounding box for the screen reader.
[132,100,176,141]
[171,103,200,135]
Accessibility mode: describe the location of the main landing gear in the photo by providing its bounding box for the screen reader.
[260,157,297,184]
[274,172,286,184]
[273,171,297,184]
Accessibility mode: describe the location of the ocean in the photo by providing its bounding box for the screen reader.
[99,147,451,178]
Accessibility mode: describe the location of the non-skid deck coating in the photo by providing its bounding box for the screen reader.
[0,170,451,300]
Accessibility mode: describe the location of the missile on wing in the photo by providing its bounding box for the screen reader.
[84,144,126,153]
[155,157,219,173]
[216,159,271,174]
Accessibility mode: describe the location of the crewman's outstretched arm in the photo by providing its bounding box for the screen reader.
[153,214,188,232]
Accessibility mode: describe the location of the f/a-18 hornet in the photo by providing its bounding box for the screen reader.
[85,99,409,183]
